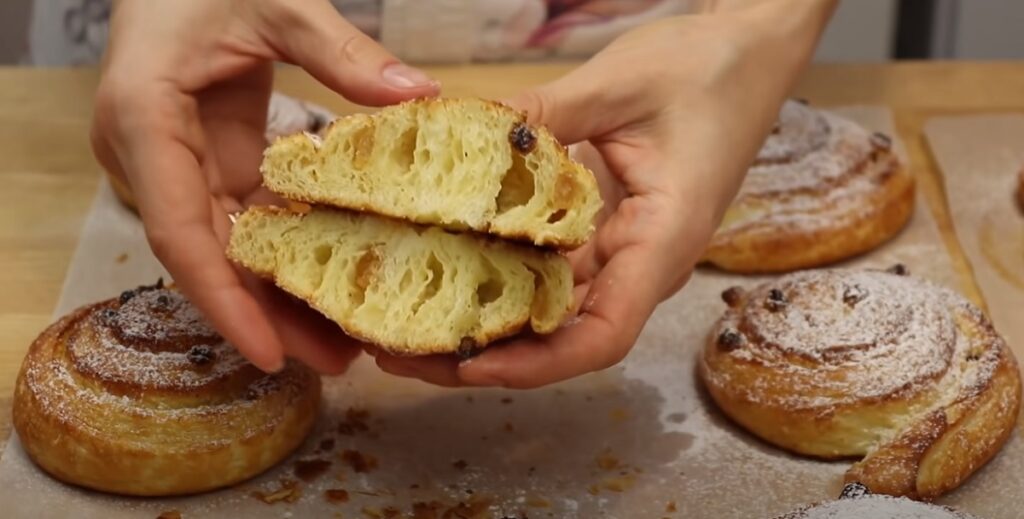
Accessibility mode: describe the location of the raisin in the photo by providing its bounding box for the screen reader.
[119,290,136,304]
[509,123,537,154]
[720,286,744,307]
[839,482,870,499]
[187,345,215,366]
[870,131,892,150]
[456,337,479,360]
[717,329,744,351]
[843,284,868,306]
[887,263,909,276]
[99,308,118,323]
[764,288,788,312]
[155,294,171,308]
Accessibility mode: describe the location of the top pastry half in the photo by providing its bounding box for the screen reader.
[260,97,603,250]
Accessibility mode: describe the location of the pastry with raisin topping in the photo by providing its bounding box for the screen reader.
[700,268,1020,499]
[12,282,320,496]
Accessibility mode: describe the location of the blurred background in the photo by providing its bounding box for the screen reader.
[0,0,1021,65]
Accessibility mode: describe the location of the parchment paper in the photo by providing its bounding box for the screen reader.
[0,107,1015,519]
[924,115,1024,355]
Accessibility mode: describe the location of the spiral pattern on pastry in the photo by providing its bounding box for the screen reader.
[699,268,1021,499]
[13,282,321,496]
[703,100,915,273]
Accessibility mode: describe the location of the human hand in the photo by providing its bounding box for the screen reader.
[375,1,835,388]
[90,0,440,373]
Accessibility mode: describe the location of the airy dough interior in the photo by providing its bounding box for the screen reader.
[261,98,601,249]
[228,207,573,355]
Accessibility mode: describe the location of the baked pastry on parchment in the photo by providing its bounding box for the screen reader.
[13,282,321,496]
[699,267,1020,499]
[703,100,915,273]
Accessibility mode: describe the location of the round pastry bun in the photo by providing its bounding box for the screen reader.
[703,100,915,273]
[13,281,321,496]
[774,482,979,518]
[699,267,1020,499]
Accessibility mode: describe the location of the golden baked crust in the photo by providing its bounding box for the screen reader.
[703,101,915,273]
[227,206,574,356]
[260,97,602,250]
[699,268,1021,500]
[12,283,321,496]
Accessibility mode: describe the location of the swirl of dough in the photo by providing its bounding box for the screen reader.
[704,100,915,273]
[13,283,321,496]
[700,268,1020,499]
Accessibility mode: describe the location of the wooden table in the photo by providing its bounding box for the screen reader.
[3,60,1024,407]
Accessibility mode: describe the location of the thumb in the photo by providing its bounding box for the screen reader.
[505,63,625,145]
[259,1,439,106]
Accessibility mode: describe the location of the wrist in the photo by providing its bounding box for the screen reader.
[726,0,836,74]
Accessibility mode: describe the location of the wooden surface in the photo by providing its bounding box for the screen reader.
[2,61,1024,403]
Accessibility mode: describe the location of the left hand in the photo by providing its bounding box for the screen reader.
[374,2,835,388]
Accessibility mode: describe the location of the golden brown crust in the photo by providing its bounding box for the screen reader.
[12,286,321,496]
[262,97,601,250]
[699,269,1021,500]
[703,101,916,274]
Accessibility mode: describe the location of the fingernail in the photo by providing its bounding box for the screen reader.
[382,63,436,89]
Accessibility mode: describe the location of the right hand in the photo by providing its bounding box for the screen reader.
[91,0,440,374]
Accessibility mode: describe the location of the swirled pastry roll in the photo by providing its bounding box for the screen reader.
[12,282,321,496]
[703,100,915,273]
[699,267,1020,499]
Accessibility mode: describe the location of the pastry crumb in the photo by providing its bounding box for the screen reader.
[251,480,302,504]
[340,449,378,473]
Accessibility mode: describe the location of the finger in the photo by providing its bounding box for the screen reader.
[242,273,364,375]
[378,281,587,388]
[504,60,644,145]
[458,242,664,389]
[209,197,362,375]
[107,93,287,373]
[375,354,464,387]
[255,0,439,106]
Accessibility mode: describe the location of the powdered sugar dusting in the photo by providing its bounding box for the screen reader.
[21,288,314,444]
[109,289,216,344]
[708,269,1001,411]
[69,290,247,390]
[717,101,901,236]
[777,494,979,519]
